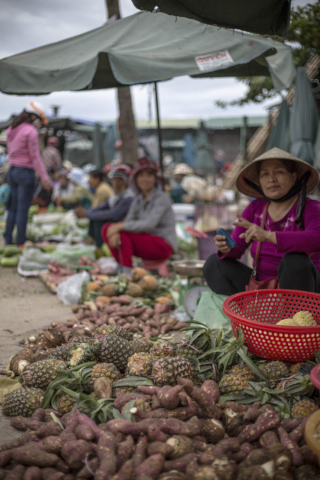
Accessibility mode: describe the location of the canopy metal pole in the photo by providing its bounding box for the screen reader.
[154,82,164,174]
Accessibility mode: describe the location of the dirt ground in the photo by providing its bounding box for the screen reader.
[0,268,71,446]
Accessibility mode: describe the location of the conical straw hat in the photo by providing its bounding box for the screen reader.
[236,147,319,198]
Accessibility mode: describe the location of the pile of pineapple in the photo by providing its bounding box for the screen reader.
[3,321,319,421]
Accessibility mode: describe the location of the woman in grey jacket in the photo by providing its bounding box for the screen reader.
[102,157,177,269]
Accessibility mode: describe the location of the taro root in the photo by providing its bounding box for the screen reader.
[33,349,49,362]
[42,329,65,349]
[273,469,294,480]
[211,457,234,480]
[166,435,194,459]
[201,418,225,444]
[294,465,320,480]
[191,466,218,480]
[10,349,34,376]
[223,408,247,437]
[237,465,273,480]
[241,449,272,469]
[68,326,93,340]
[266,444,292,471]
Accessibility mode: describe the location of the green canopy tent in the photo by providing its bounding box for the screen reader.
[267,99,290,151]
[290,67,319,166]
[0,12,294,170]
[131,0,291,36]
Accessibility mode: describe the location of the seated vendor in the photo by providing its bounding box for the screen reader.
[56,167,93,209]
[171,163,193,203]
[203,148,320,294]
[102,157,177,273]
[89,169,114,208]
[52,169,74,203]
[74,165,134,247]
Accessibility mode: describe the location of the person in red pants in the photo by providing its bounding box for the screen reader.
[101,157,177,273]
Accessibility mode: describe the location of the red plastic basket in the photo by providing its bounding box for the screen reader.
[222,289,320,363]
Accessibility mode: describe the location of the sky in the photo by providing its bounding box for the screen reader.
[0,0,316,123]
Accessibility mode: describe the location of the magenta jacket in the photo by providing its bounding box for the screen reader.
[218,197,320,280]
[6,123,49,181]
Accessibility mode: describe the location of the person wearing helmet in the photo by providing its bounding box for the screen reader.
[4,102,51,246]
[75,165,134,247]
[171,163,194,203]
[42,136,62,173]
[102,157,177,272]
[56,167,93,209]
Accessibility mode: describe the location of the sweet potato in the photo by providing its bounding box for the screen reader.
[148,441,174,458]
[41,468,64,480]
[218,402,248,413]
[95,432,117,480]
[215,438,240,456]
[55,458,70,474]
[152,394,162,410]
[289,416,309,443]
[116,435,134,470]
[238,410,280,444]
[5,464,26,480]
[157,385,184,410]
[0,432,39,453]
[0,450,12,467]
[111,459,134,480]
[188,386,220,419]
[75,424,96,442]
[42,436,63,454]
[166,435,194,459]
[163,453,199,472]
[24,466,42,480]
[134,453,165,478]
[201,380,220,404]
[280,418,302,432]
[77,457,99,478]
[243,408,261,423]
[147,425,168,443]
[132,434,148,467]
[35,422,62,439]
[61,440,93,470]
[31,409,46,422]
[10,447,58,467]
[277,426,303,467]
[138,386,158,395]
[59,431,77,443]
[114,393,151,411]
[10,416,30,431]
[76,412,105,440]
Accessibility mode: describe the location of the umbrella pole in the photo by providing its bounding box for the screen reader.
[154,82,164,174]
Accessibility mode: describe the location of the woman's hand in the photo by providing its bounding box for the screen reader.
[42,180,52,191]
[107,222,123,239]
[74,207,87,218]
[234,216,276,244]
[109,233,120,249]
[215,234,231,254]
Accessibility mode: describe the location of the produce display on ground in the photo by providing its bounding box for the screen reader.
[2,306,320,479]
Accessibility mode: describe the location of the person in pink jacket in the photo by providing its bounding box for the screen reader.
[4,102,51,246]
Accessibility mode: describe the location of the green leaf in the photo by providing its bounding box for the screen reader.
[113,376,154,388]
[237,348,268,382]
[122,399,137,422]
[112,408,123,419]
[50,412,64,430]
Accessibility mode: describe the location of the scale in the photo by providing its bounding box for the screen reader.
[172,260,209,317]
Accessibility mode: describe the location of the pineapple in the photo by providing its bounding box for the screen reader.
[69,341,101,367]
[276,374,314,397]
[69,335,94,344]
[262,361,290,387]
[102,284,118,297]
[126,353,154,376]
[131,267,148,282]
[291,399,318,418]
[150,341,175,358]
[276,319,299,326]
[22,359,67,390]
[219,374,250,395]
[139,275,158,291]
[49,343,76,362]
[97,335,133,372]
[290,363,309,375]
[3,387,44,417]
[92,363,121,382]
[54,392,76,414]
[126,282,143,297]
[229,365,256,381]
[151,357,194,386]
[175,345,199,359]
[293,311,316,326]
[94,325,133,341]
[131,337,152,354]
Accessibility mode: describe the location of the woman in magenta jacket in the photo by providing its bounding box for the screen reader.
[4,102,51,246]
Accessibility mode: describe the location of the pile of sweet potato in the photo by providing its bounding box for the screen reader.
[69,295,188,339]
[2,377,319,479]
